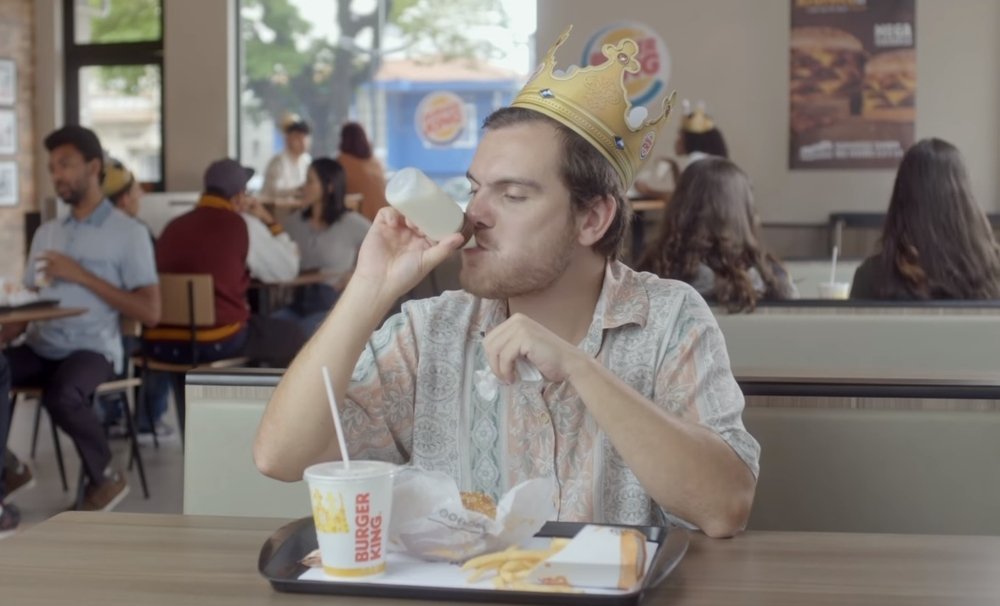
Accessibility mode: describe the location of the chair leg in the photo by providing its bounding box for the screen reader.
[173,373,186,443]
[121,388,149,499]
[73,464,86,510]
[30,402,42,459]
[142,374,159,450]
[49,414,68,492]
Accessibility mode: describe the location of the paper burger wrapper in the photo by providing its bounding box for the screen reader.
[524,525,648,591]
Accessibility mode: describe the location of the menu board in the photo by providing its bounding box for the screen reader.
[789,0,915,169]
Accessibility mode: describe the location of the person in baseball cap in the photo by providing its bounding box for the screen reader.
[203,158,255,199]
[147,156,304,372]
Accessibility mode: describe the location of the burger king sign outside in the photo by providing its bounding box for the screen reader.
[581,22,671,108]
[415,91,467,147]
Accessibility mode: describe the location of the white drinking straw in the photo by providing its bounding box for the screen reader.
[828,245,839,284]
[321,365,351,470]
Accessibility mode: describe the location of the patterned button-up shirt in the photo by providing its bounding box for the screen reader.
[344,261,760,526]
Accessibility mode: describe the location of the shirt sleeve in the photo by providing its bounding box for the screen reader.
[652,289,760,478]
[241,213,300,282]
[341,307,421,463]
[261,155,282,198]
[119,221,159,290]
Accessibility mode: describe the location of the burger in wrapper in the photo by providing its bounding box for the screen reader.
[862,49,916,122]
[387,467,555,561]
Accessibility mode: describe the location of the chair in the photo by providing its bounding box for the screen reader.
[133,273,249,443]
[14,318,149,508]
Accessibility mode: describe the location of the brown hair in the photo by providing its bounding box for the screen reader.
[481,107,629,260]
[637,157,793,312]
[876,138,1000,299]
[339,122,373,159]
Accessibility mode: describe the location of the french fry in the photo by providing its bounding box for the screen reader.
[462,539,580,593]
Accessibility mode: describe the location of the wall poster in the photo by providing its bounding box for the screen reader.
[789,0,915,169]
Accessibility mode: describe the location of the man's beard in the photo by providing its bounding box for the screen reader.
[459,223,577,300]
[56,181,87,206]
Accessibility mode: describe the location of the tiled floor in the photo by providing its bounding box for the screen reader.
[3,395,184,535]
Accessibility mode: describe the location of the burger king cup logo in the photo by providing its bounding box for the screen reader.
[582,22,671,107]
[416,91,467,146]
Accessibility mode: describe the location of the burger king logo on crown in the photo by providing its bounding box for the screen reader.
[581,22,671,107]
[416,91,467,146]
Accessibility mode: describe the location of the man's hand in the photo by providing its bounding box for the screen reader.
[351,207,464,308]
[244,196,277,225]
[482,313,590,384]
[40,251,90,285]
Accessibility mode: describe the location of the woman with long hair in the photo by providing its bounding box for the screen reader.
[337,122,389,222]
[637,157,796,312]
[850,138,1000,299]
[277,157,371,334]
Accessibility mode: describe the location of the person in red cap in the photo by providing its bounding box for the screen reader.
[148,158,305,367]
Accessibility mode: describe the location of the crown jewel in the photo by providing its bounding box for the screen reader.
[511,25,676,189]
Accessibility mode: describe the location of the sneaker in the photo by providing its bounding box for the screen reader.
[81,471,130,512]
[0,503,20,537]
[2,459,36,504]
[136,422,178,445]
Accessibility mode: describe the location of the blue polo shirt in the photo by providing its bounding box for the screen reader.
[23,200,158,373]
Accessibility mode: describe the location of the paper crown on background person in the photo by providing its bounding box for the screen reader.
[510,25,676,189]
[680,99,716,134]
[102,157,134,199]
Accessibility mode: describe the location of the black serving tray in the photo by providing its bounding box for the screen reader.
[0,299,60,314]
[259,518,688,605]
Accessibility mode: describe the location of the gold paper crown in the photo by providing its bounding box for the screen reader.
[102,158,134,198]
[681,100,715,134]
[511,26,676,189]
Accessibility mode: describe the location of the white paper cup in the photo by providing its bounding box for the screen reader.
[33,259,51,288]
[817,281,850,300]
[304,460,397,578]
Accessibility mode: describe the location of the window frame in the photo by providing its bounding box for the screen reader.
[63,0,166,191]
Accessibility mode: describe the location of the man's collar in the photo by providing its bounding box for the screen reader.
[62,198,114,226]
[197,194,237,212]
[594,260,650,331]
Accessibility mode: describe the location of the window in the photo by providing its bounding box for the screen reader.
[65,0,164,188]
[238,0,535,190]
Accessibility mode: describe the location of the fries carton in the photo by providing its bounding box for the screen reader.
[523,525,647,591]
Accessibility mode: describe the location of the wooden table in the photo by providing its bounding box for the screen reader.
[0,306,86,325]
[1,512,998,605]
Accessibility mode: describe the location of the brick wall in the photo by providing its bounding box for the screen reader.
[0,0,34,280]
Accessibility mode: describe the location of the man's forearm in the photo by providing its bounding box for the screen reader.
[566,355,756,537]
[254,277,395,481]
[78,273,160,326]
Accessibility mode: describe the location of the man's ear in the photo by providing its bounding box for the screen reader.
[576,194,617,247]
[87,157,102,181]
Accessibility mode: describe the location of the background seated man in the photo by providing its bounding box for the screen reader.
[6,125,160,512]
[147,159,305,367]
[262,116,312,202]
[254,32,759,537]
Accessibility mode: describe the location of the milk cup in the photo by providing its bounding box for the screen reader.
[385,168,475,248]
[304,461,397,578]
[817,281,850,299]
